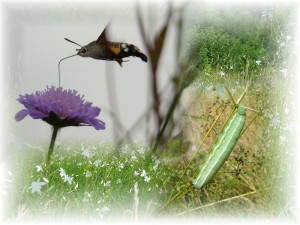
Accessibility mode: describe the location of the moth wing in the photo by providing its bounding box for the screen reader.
[96,23,122,57]
[96,25,109,45]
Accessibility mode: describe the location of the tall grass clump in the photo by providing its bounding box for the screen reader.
[189,5,295,80]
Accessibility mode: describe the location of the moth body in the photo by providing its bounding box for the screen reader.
[66,24,148,66]
[77,41,147,64]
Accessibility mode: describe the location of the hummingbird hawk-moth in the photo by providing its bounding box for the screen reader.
[58,24,148,86]
[64,24,147,66]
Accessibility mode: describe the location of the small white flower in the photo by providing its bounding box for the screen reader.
[134,171,139,177]
[271,118,281,126]
[59,168,66,178]
[118,162,124,169]
[144,176,151,182]
[131,155,137,161]
[137,147,145,155]
[117,179,122,184]
[94,159,101,167]
[63,175,73,185]
[159,188,164,195]
[140,169,146,177]
[153,164,158,171]
[283,123,294,132]
[219,71,225,77]
[85,171,92,178]
[59,168,73,185]
[255,60,261,65]
[82,148,91,158]
[35,165,43,172]
[230,65,233,70]
[104,181,111,187]
[28,178,47,194]
[279,135,287,143]
[120,144,130,154]
[280,68,288,77]
[286,35,292,41]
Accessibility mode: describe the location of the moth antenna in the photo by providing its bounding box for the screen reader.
[58,54,77,87]
[64,38,83,48]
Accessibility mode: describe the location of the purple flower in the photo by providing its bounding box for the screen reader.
[15,86,105,164]
[15,86,105,130]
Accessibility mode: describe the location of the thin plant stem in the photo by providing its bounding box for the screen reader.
[175,187,272,216]
[151,65,197,152]
[152,87,184,153]
[136,2,172,131]
[47,126,59,165]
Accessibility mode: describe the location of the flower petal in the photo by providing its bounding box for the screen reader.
[90,119,106,130]
[15,109,29,121]
[15,86,105,130]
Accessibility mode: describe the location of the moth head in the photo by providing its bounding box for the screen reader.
[63,38,89,57]
[76,47,89,57]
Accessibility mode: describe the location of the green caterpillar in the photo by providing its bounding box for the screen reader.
[193,107,246,189]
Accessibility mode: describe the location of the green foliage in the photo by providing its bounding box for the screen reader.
[189,6,295,79]
[5,143,171,220]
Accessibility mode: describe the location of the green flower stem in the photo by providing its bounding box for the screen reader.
[47,126,59,164]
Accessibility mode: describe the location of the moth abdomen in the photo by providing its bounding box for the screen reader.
[118,43,148,62]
